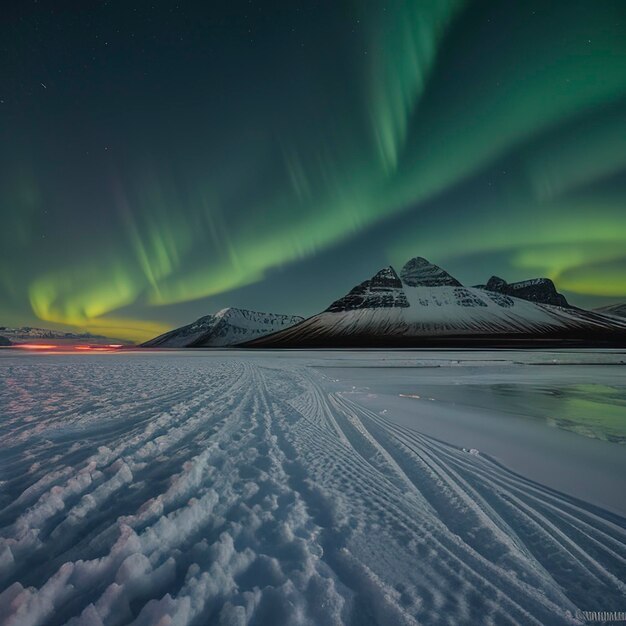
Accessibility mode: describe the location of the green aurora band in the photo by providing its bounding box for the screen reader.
[1,1,625,341]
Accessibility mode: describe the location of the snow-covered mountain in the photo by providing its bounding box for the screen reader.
[247,257,626,347]
[0,326,106,343]
[401,256,461,287]
[142,308,304,348]
[474,275,570,307]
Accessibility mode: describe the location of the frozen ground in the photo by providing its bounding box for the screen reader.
[0,350,625,626]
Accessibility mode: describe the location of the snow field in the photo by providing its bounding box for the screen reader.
[0,354,625,625]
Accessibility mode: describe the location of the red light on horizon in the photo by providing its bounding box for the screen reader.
[74,345,123,351]
[14,344,59,350]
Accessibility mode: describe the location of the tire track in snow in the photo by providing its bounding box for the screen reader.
[369,409,626,589]
[261,368,571,625]
[333,389,626,617]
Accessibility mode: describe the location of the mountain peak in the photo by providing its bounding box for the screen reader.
[480,276,569,307]
[400,257,462,287]
[214,307,237,319]
[326,266,408,312]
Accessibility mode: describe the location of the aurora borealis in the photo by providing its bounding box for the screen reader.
[2,1,625,342]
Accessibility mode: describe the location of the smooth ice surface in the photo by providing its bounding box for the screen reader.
[0,349,625,625]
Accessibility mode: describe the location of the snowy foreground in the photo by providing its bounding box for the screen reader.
[0,350,625,626]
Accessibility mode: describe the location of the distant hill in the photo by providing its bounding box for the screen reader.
[0,326,109,344]
[141,308,304,348]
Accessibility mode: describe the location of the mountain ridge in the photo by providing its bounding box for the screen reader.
[244,257,626,348]
[475,275,570,307]
[140,257,626,348]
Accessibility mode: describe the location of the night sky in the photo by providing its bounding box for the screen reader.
[2,1,625,342]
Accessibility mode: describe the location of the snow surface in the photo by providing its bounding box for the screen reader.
[1,350,625,625]
[596,303,626,320]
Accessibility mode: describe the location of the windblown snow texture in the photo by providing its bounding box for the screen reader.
[249,257,626,347]
[142,308,304,348]
[596,303,626,319]
[0,353,625,625]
